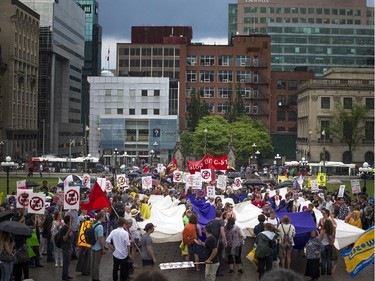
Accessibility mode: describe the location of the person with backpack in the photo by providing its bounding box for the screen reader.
[90,211,108,281]
[206,210,227,277]
[254,223,278,280]
[60,215,73,281]
[277,215,295,270]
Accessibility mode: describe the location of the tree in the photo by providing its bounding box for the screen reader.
[330,102,368,161]
[224,84,245,123]
[187,115,273,163]
[186,89,210,131]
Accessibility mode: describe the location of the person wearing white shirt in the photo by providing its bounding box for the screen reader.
[106,217,131,281]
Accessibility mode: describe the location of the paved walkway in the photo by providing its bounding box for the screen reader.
[28,238,373,281]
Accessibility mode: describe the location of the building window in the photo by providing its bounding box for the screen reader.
[154,90,160,96]
[288,80,297,90]
[129,89,136,96]
[199,87,215,98]
[321,97,330,109]
[200,55,215,66]
[288,95,297,105]
[117,89,124,96]
[236,56,250,66]
[117,108,123,114]
[105,89,111,96]
[277,111,285,121]
[277,80,286,89]
[141,109,147,115]
[343,97,352,109]
[288,111,297,121]
[245,103,250,113]
[218,55,232,66]
[277,127,285,131]
[154,109,160,115]
[321,121,330,138]
[253,105,258,114]
[200,71,214,82]
[129,109,135,115]
[208,103,215,113]
[239,88,251,98]
[277,95,286,107]
[365,121,374,140]
[365,98,374,109]
[186,70,197,82]
[217,103,228,113]
[187,56,197,66]
[236,71,251,83]
[218,71,233,82]
[105,108,111,114]
[218,88,232,98]
[141,90,147,96]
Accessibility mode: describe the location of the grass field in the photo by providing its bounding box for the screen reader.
[0,175,373,199]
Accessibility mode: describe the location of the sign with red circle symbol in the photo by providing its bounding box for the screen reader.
[27,193,45,214]
[64,186,80,210]
[17,189,32,207]
[105,180,113,192]
[116,175,126,187]
[173,171,182,182]
[142,176,152,190]
[233,177,242,190]
[200,169,212,182]
[82,174,90,188]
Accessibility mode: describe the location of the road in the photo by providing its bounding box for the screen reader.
[28,238,373,281]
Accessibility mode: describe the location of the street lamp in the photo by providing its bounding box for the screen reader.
[84,154,92,173]
[113,148,119,168]
[299,157,309,175]
[123,152,127,166]
[359,162,372,193]
[84,125,90,156]
[204,128,208,154]
[322,129,326,173]
[249,143,260,167]
[153,141,158,163]
[69,139,75,172]
[1,156,15,195]
[97,127,102,159]
[274,153,282,182]
[149,149,155,165]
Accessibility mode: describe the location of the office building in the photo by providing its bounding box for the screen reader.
[229,0,374,75]
[296,68,374,164]
[88,72,178,165]
[0,0,40,160]
[75,0,102,136]
[21,0,85,157]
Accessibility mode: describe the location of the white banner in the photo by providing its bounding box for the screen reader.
[350,179,361,194]
[16,180,26,189]
[142,176,153,190]
[28,193,46,214]
[96,178,107,192]
[338,185,346,198]
[64,186,80,210]
[16,189,33,208]
[206,185,215,198]
[311,179,319,193]
[192,172,202,189]
[232,177,242,190]
[82,174,91,188]
[173,170,183,183]
[116,174,127,188]
[217,175,227,190]
[184,173,193,189]
[200,169,212,183]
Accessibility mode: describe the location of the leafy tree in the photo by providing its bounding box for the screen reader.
[224,84,245,123]
[179,131,194,160]
[186,89,210,131]
[330,102,368,160]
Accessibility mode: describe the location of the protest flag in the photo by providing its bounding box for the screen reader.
[81,182,110,211]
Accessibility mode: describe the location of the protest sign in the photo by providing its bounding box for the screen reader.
[217,175,227,190]
[192,172,202,189]
[232,177,242,190]
[311,179,319,193]
[17,189,33,208]
[338,185,345,198]
[64,186,80,210]
[82,174,91,188]
[350,179,361,194]
[142,176,152,190]
[200,169,212,183]
[206,185,215,197]
[28,193,45,214]
[173,170,183,183]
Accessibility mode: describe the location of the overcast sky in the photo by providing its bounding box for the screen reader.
[98,0,375,69]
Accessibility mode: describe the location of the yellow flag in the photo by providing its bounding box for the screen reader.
[78,220,92,248]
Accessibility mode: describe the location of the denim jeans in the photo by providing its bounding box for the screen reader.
[321,244,332,274]
[0,261,13,281]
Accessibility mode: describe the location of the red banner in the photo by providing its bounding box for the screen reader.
[186,154,228,174]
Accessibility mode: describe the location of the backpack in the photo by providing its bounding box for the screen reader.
[84,223,100,245]
[54,226,65,249]
[281,225,293,247]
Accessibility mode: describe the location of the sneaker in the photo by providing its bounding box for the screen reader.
[229,270,234,274]
[238,269,244,274]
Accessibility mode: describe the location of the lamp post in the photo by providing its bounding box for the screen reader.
[1,156,15,195]
[113,148,119,168]
[204,128,208,154]
[149,149,155,165]
[123,152,127,166]
[97,127,102,159]
[299,157,309,175]
[84,154,92,173]
[69,139,75,172]
[274,153,282,183]
[84,125,90,156]
[249,143,260,168]
[359,162,372,193]
[322,129,326,173]
[153,141,158,163]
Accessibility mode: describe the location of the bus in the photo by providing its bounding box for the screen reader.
[309,161,356,176]
[30,155,100,173]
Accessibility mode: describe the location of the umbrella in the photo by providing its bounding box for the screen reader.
[276,180,294,189]
[25,181,40,187]
[0,220,32,236]
[120,164,126,170]
[63,175,82,183]
[0,211,15,223]
[228,172,244,179]
[243,179,266,186]
[128,171,141,177]
[57,182,90,193]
